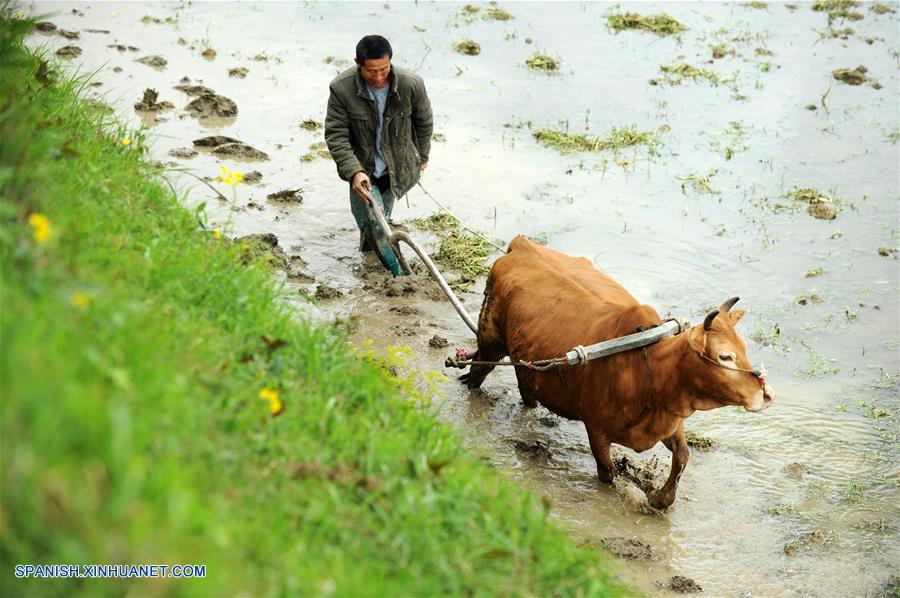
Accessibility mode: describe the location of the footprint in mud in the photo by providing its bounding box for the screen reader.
[175,84,217,97]
[168,147,197,159]
[315,285,344,300]
[513,438,552,463]
[229,66,249,78]
[267,189,303,203]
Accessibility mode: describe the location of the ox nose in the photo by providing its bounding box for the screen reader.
[762,384,775,408]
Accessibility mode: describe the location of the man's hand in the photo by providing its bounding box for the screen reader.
[420,162,428,172]
[351,171,373,205]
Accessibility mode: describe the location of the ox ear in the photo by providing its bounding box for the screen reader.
[728,309,746,325]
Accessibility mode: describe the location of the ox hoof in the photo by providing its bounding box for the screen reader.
[647,489,675,510]
[597,469,616,485]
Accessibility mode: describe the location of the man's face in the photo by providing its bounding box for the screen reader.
[356,56,391,89]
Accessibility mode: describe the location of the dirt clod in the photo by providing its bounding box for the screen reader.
[243,170,263,184]
[193,135,241,148]
[35,21,57,32]
[808,202,837,220]
[429,335,449,348]
[186,93,238,118]
[784,462,807,476]
[877,247,896,256]
[299,119,323,131]
[56,45,82,57]
[667,575,703,593]
[175,84,216,97]
[832,65,867,85]
[267,188,303,203]
[513,438,551,462]
[58,29,80,40]
[135,55,167,68]
[685,431,716,451]
[454,40,481,55]
[168,147,197,159]
[134,88,174,111]
[600,537,660,561]
[228,66,248,78]
[315,285,343,300]
[201,48,217,60]
[213,143,268,161]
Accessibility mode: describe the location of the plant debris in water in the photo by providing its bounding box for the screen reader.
[812,0,864,22]
[659,62,726,86]
[454,40,481,55]
[299,119,323,131]
[412,213,496,277]
[789,187,839,220]
[685,431,717,451]
[871,2,895,13]
[533,125,662,155]
[525,53,559,72]
[606,12,685,36]
[300,141,330,162]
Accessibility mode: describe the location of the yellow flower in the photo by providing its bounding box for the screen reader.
[230,171,244,185]
[72,291,91,310]
[241,242,250,251]
[28,213,51,244]
[214,228,222,240]
[120,138,131,146]
[259,387,284,416]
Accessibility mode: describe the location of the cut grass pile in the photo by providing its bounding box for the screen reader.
[411,213,497,278]
[658,62,726,86]
[453,39,481,55]
[533,125,663,155]
[606,12,686,36]
[811,0,864,21]
[0,15,625,597]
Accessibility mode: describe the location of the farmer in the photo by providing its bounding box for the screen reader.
[324,34,433,276]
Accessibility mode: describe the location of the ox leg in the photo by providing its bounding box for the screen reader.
[586,426,616,484]
[461,344,505,389]
[648,422,690,509]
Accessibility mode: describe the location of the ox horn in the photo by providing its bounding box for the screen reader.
[703,309,720,331]
[719,296,740,314]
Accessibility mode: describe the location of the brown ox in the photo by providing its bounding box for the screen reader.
[463,236,775,508]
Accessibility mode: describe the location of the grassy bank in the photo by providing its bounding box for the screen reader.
[0,16,625,597]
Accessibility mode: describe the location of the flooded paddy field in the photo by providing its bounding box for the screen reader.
[23,1,898,595]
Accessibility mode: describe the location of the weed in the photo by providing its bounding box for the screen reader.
[793,341,839,378]
[685,431,717,451]
[454,40,481,56]
[811,0,864,22]
[483,7,513,21]
[412,214,496,277]
[659,62,726,86]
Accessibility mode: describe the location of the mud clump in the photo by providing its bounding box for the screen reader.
[832,65,867,85]
[790,188,839,220]
[235,233,312,282]
[784,462,808,476]
[454,40,481,55]
[201,48,217,60]
[186,93,238,118]
[429,335,449,348]
[175,84,216,97]
[58,29,79,40]
[134,88,174,111]
[685,431,716,451]
[525,53,559,72]
[135,55,167,68]
[213,143,268,161]
[228,66,248,78]
[315,285,343,300]
[267,189,303,203]
[599,537,660,561]
[300,141,331,162]
[299,119,323,131]
[877,247,896,257]
[243,170,263,185]
[666,575,703,593]
[193,135,241,148]
[513,438,551,462]
[168,147,197,159]
[389,305,421,316]
[35,21,58,33]
[784,528,832,556]
[56,45,82,57]
[808,202,837,220]
[108,44,139,52]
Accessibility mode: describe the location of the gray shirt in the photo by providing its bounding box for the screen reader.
[366,83,389,177]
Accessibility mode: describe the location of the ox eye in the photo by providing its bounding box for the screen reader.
[718,353,734,362]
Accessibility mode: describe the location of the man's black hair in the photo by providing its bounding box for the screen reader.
[356,35,393,65]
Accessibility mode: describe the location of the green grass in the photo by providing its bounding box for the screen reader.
[411,213,497,278]
[0,16,626,596]
[524,52,559,72]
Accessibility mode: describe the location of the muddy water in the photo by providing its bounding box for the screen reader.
[26,1,899,595]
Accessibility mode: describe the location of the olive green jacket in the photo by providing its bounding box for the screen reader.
[324,66,433,198]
